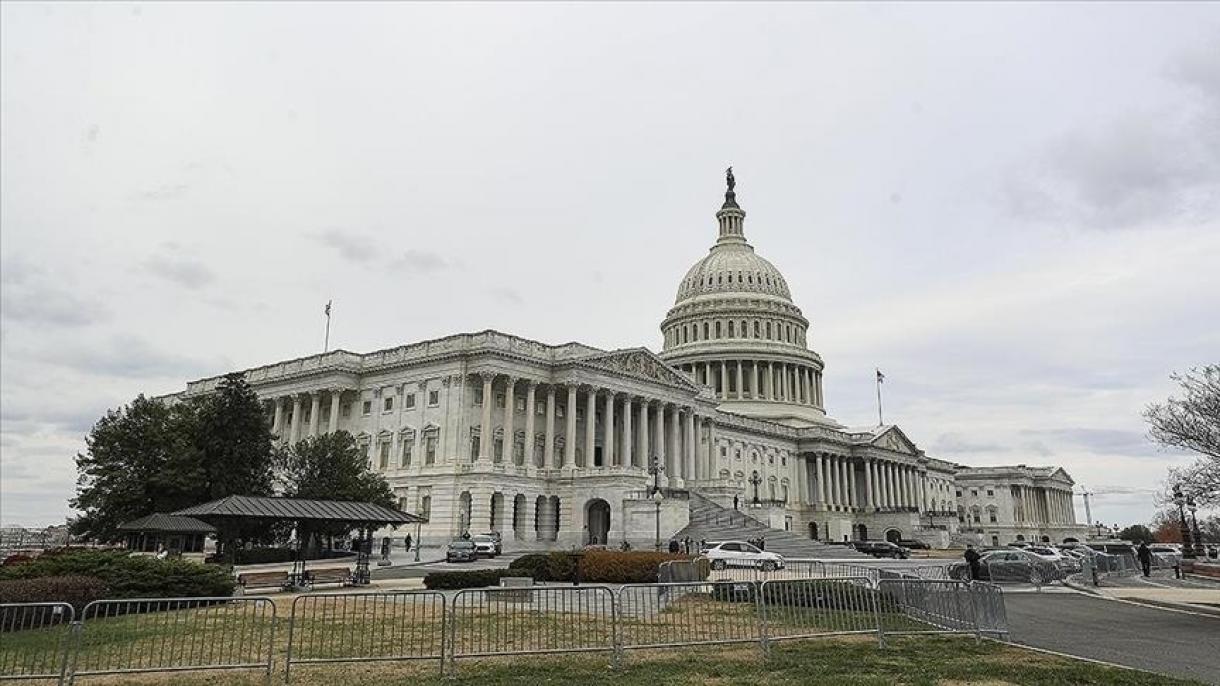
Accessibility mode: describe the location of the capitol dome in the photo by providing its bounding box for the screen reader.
[659,170,829,427]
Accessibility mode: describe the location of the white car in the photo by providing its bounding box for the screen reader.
[1025,546,1067,564]
[703,541,785,571]
[470,534,498,557]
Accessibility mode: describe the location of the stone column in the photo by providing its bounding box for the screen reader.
[621,395,633,469]
[840,458,851,508]
[735,361,744,400]
[272,398,284,436]
[478,375,494,461]
[763,363,773,400]
[720,363,729,400]
[523,381,536,468]
[806,369,815,405]
[707,418,718,476]
[501,377,515,465]
[684,408,696,481]
[584,387,596,469]
[308,392,321,437]
[880,462,890,508]
[833,456,844,508]
[814,454,826,509]
[654,403,667,482]
[543,386,556,468]
[796,455,808,505]
[289,394,302,444]
[603,391,615,467]
[565,385,577,468]
[638,399,650,467]
[328,391,341,433]
[668,405,681,481]
[862,459,873,511]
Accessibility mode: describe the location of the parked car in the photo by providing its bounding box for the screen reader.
[1007,541,1031,549]
[703,541,785,571]
[445,540,478,563]
[470,534,499,558]
[949,549,1058,582]
[898,539,930,550]
[479,531,503,555]
[1027,546,1079,573]
[852,541,909,559]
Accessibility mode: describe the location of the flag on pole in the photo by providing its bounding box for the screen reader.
[325,300,332,316]
[876,369,885,383]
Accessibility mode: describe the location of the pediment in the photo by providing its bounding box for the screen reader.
[579,348,697,391]
[871,426,920,455]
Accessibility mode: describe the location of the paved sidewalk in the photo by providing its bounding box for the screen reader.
[1005,591,1220,684]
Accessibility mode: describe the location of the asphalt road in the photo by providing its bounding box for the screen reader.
[1005,592,1220,684]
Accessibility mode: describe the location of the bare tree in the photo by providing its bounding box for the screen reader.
[1146,365,1220,505]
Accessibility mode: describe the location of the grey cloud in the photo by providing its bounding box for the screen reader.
[0,258,108,328]
[313,229,379,264]
[134,183,190,201]
[390,249,449,273]
[489,287,523,305]
[1020,428,1165,458]
[930,432,1008,455]
[29,335,219,380]
[143,250,215,289]
[1004,47,1220,231]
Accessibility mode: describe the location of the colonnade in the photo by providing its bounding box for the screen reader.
[268,389,345,443]
[1013,485,1076,525]
[795,454,950,514]
[677,360,822,407]
[471,373,717,487]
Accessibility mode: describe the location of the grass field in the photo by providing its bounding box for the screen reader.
[1,589,1198,685]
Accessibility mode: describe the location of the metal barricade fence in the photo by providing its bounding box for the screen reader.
[0,602,75,683]
[970,583,1009,639]
[757,577,880,644]
[875,579,981,641]
[616,581,762,655]
[285,591,446,682]
[448,585,616,667]
[71,596,276,684]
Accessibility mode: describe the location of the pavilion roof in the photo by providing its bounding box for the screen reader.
[171,495,423,525]
[117,513,217,534]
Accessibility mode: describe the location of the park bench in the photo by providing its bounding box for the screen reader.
[497,576,534,602]
[303,567,352,590]
[236,570,289,593]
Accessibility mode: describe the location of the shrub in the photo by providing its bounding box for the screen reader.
[507,554,554,581]
[545,551,578,581]
[1,554,34,567]
[711,579,898,613]
[578,551,690,584]
[422,568,512,590]
[0,549,236,598]
[0,571,108,615]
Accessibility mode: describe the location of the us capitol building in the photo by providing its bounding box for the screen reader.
[174,172,1088,550]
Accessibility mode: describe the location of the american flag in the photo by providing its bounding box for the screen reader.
[325,300,332,316]
[876,369,885,383]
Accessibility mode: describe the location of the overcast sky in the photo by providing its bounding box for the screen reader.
[2,3,1218,529]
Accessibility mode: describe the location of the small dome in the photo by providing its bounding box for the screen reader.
[675,244,792,304]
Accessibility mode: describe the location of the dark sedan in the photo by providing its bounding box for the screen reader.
[446,540,478,563]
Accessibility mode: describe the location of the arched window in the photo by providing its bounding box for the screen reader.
[754,320,760,338]
[715,321,722,339]
[703,322,710,339]
[728,320,735,337]
[766,322,772,339]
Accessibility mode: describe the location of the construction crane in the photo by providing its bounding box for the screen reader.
[1074,485,1159,531]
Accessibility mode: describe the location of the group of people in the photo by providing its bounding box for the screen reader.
[748,537,766,551]
[667,537,708,554]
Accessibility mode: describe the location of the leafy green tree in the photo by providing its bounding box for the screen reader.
[1116,524,1154,544]
[70,396,201,541]
[71,373,276,543]
[193,374,275,500]
[276,431,394,506]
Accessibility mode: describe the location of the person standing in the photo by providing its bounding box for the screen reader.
[964,545,982,581]
[1137,541,1153,577]
[733,494,740,511]
[404,533,413,552]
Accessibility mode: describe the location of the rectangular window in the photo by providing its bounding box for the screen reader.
[474,389,484,406]
[341,403,351,418]
[971,489,978,497]
[557,405,565,418]
[383,396,394,413]
[379,442,390,469]
[428,390,439,406]
[986,489,994,497]
[496,393,505,409]
[516,397,526,411]
[576,408,584,420]
[425,435,437,464]
[404,393,416,410]
[402,441,413,467]
[420,495,432,520]
[988,511,997,523]
[470,436,480,460]
[956,490,963,498]
[720,447,727,457]
[362,400,372,416]
[535,401,545,416]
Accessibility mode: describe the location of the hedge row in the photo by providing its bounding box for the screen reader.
[212,547,357,565]
[424,551,697,589]
[0,550,235,599]
[712,579,899,613]
[0,575,108,616]
[423,568,513,590]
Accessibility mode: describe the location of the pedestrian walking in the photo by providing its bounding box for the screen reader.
[964,544,982,581]
[1136,541,1153,577]
[668,539,680,554]
[733,494,739,510]
[404,533,413,552]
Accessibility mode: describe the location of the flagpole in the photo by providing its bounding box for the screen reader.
[875,368,884,426]
[324,300,332,353]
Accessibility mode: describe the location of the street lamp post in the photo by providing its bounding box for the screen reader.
[1172,486,1196,560]
[648,455,665,551]
[749,473,762,506]
[1187,497,1204,558]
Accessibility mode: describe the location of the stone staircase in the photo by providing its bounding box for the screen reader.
[675,492,869,560]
